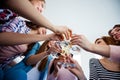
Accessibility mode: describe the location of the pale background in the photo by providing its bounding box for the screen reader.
[27,0,120,80]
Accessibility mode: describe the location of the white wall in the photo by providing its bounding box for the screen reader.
[28,0,120,79]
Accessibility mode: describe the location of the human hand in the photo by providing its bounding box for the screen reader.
[47,41,62,55]
[52,55,66,76]
[70,34,92,51]
[67,56,86,80]
[66,55,80,70]
[49,33,64,41]
[53,26,72,40]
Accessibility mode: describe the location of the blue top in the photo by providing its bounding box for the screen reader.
[39,55,53,80]
[5,42,40,73]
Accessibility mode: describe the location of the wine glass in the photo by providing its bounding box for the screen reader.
[57,40,81,55]
[50,40,80,68]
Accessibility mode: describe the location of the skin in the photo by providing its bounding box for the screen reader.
[70,34,110,57]
[52,55,66,77]
[95,38,120,71]
[0,0,71,46]
[30,0,45,13]
[50,54,86,80]
[25,39,62,66]
[67,56,87,80]
[110,27,120,40]
[29,0,46,35]
[70,26,120,63]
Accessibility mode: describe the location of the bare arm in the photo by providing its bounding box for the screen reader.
[0,32,55,46]
[3,0,72,40]
[71,34,110,57]
[4,0,55,32]
[26,51,48,66]
[25,39,62,65]
[90,44,110,57]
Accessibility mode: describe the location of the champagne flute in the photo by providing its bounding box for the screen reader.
[57,40,81,55]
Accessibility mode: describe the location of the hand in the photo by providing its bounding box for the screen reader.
[47,41,62,55]
[52,55,66,76]
[53,26,72,40]
[70,34,92,51]
[49,33,64,41]
[67,56,86,80]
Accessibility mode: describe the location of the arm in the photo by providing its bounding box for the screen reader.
[25,40,62,65]
[88,43,110,57]
[3,0,71,39]
[0,32,56,46]
[109,45,120,63]
[26,51,48,65]
[71,34,110,57]
[4,0,55,31]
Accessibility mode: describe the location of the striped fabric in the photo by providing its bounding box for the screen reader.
[0,17,30,33]
[89,58,120,80]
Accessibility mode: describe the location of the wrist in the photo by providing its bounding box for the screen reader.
[78,71,87,80]
[52,25,57,33]
[44,50,49,55]
[47,25,56,33]
[87,43,94,52]
[77,72,86,80]
[46,34,54,40]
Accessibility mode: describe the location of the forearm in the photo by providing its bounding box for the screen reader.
[4,0,55,32]
[89,44,110,57]
[0,32,53,46]
[77,72,87,80]
[77,65,87,80]
[78,76,87,80]
[26,51,48,65]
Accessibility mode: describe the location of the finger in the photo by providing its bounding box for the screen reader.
[72,37,80,43]
[68,56,75,63]
[55,41,62,49]
[71,40,80,44]
[65,31,69,40]
[62,34,66,40]
[44,30,47,34]
[68,29,72,38]
[59,34,64,40]
[53,34,63,41]
[38,28,42,34]
[42,29,45,35]
[47,41,52,47]
[71,36,81,42]
[41,30,44,35]
[71,35,79,40]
